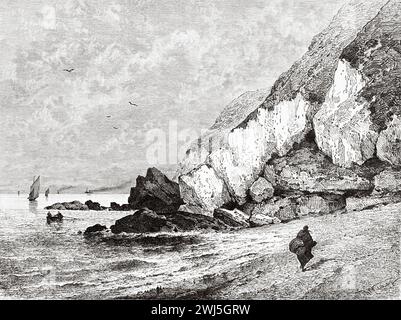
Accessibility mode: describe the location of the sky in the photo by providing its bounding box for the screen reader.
[0,0,348,192]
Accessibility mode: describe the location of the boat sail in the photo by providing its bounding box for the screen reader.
[28,176,40,201]
[45,187,50,197]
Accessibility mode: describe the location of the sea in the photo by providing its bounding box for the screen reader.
[0,193,276,300]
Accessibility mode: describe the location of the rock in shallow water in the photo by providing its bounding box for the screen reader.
[110,208,177,234]
[110,208,229,234]
[84,224,107,235]
[45,201,89,211]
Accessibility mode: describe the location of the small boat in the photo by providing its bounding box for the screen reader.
[45,188,50,197]
[28,176,40,201]
[85,188,93,194]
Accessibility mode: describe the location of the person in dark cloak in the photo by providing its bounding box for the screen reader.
[289,225,317,271]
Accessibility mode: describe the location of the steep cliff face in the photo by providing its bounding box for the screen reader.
[315,0,401,167]
[178,0,398,213]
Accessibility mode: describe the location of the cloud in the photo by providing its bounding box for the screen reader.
[0,0,348,191]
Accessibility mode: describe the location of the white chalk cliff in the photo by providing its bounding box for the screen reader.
[178,0,401,215]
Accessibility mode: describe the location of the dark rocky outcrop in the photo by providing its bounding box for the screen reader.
[110,208,228,234]
[85,200,107,211]
[110,208,177,234]
[110,202,131,211]
[213,208,250,228]
[128,168,184,214]
[45,201,89,211]
[84,224,107,235]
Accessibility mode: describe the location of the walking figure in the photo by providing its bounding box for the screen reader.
[289,226,317,272]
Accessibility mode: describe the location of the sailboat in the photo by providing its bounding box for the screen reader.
[45,187,50,197]
[28,176,40,201]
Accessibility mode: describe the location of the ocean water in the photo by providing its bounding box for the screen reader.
[0,193,278,300]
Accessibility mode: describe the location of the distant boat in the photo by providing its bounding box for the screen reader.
[45,188,50,197]
[85,188,93,194]
[28,176,40,201]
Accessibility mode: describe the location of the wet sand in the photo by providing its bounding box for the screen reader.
[130,203,401,300]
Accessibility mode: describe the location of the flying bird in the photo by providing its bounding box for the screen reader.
[63,68,74,73]
[129,101,138,107]
[113,126,118,130]
[106,115,111,118]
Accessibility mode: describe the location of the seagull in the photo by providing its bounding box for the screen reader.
[63,68,74,73]
[113,126,118,130]
[106,115,111,118]
[129,101,138,107]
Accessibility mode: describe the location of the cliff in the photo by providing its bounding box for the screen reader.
[177,0,400,216]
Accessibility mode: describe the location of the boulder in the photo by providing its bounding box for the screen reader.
[346,194,401,212]
[374,170,401,194]
[267,144,372,194]
[178,204,211,216]
[128,167,183,214]
[110,208,177,234]
[84,224,107,235]
[179,165,231,215]
[85,200,105,211]
[377,116,401,166]
[250,194,346,223]
[165,211,229,231]
[109,202,131,211]
[249,213,280,227]
[213,208,250,228]
[249,177,274,203]
[45,201,89,211]
[299,195,345,216]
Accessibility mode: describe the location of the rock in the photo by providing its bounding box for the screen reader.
[128,167,183,214]
[45,203,66,210]
[249,213,280,227]
[177,0,388,210]
[249,177,274,203]
[110,208,177,234]
[346,194,401,212]
[84,224,107,235]
[165,212,229,231]
[179,165,232,215]
[251,194,346,223]
[313,59,378,167]
[377,116,401,166]
[45,201,89,211]
[267,143,372,194]
[109,202,131,211]
[178,204,210,216]
[374,170,401,194]
[251,197,294,218]
[85,200,104,211]
[299,195,345,216]
[274,205,298,223]
[109,208,228,234]
[213,208,250,228]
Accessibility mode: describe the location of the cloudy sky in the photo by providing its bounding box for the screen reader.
[0,0,347,192]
